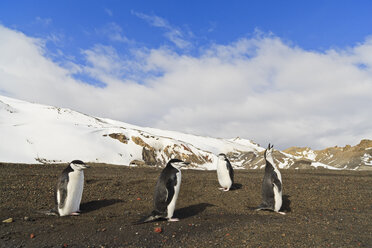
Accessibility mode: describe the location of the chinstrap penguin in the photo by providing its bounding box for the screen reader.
[257,144,285,215]
[217,153,234,191]
[55,160,90,216]
[137,159,189,223]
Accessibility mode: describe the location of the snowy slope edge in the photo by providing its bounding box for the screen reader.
[1,95,371,170]
[0,95,262,169]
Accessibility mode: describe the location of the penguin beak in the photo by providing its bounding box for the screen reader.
[180,162,190,167]
[82,164,90,169]
[174,162,190,168]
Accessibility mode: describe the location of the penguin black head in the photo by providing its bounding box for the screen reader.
[167,159,190,169]
[218,153,227,159]
[70,160,90,171]
[264,144,274,159]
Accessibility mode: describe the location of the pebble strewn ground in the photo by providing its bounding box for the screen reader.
[0,163,371,247]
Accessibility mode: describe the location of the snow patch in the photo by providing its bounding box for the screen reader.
[311,162,342,170]
[361,153,372,166]
[303,150,316,160]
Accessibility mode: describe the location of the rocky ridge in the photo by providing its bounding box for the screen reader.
[0,95,371,170]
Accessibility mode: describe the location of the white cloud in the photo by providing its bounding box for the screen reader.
[95,22,131,43]
[35,16,52,26]
[132,11,168,28]
[132,11,192,49]
[104,8,113,17]
[0,24,371,149]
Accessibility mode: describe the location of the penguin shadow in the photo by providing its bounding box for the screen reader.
[174,203,215,220]
[280,194,291,213]
[230,183,243,191]
[80,199,124,213]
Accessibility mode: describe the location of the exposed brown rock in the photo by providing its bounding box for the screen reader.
[358,139,372,149]
[282,139,372,170]
[163,144,212,166]
[131,136,152,149]
[142,147,158,166]
[227,151,258,167]
[106,134,371,170]
[129,160,146,167]
[283,146,311,156]
[104,133,129,144]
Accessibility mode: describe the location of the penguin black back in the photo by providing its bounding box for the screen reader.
[136,159,188,224]
[55,164,74,209]
[257,144,284,214]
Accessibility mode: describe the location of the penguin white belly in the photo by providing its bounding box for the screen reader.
[273,167,282,212]
[273,184,282,212]
[59,171,84,216]
[273,166,282,184]
[217,162,232,188]
[167,171,181,219]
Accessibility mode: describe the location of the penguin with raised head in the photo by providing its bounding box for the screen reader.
[139,159,189,223]
[257,144,285,215]
[55,160,90,216]
[217,153,234,191]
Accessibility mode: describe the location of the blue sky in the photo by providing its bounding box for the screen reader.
[0,0,371,149]
[2,1,372,56]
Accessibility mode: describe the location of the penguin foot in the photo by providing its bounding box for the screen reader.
[278,211,286,215]
[218,187,229,191]
[70,212,80,216]
[167,218,179,222]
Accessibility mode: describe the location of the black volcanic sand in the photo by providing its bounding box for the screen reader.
[0,163,371,248]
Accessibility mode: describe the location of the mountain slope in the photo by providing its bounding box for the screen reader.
[284,140,372,170]
[0,95,263,169]
[1,95,371,170]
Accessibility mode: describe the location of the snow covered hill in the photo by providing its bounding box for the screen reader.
[283,140,372,170]
[1,95,371,170]
[0,95,264,169]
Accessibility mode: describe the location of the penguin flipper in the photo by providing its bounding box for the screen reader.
[56,174,69,209]
[153,181,169,213]
[153,174,177,213]
[165,176,176,205]
[226,160,234,184]
[272,171,282,192]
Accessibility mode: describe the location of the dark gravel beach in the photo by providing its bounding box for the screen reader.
[0,163,371,247]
